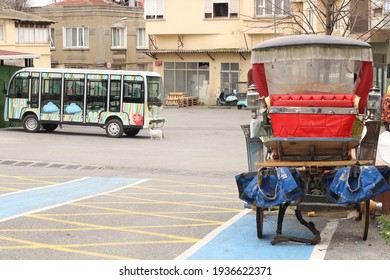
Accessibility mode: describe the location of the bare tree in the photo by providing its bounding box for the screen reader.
[244,0,390,41]
[0,0,30,10]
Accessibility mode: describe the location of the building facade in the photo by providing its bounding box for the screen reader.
[31,0,151,70]
[144,0,390,104]
[0,8,53,67]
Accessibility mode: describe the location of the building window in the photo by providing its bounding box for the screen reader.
[64,27,89,49]
[126,0,144,7]
[220,62,239,93]
[164,62,210,97]
[332,11,340,31]
[112,27,127,49]
[307,9,314,32]
[50,27,55,48]
[15,23,49,44]
[144,0,164,19]
[205,0,238,18]
[0,24,4,42]
[255,0,289,16]
[136,28,148,49]
[374,54,386,95]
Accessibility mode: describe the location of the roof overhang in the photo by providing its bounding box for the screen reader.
[0,49,41,60]
[144,48,251,60]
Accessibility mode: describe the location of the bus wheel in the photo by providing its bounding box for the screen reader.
[124,128,140,137]
[42,124,58,132]
[105,119,123,138]
[23,115,40,133]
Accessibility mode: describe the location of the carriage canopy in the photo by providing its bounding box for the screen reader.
[251,35,373,113]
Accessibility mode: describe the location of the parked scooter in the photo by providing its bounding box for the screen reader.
[235,82,249,110]
[216,88,238,106]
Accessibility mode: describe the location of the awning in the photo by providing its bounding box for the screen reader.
[144,48,251,60]
[0,49,41,60]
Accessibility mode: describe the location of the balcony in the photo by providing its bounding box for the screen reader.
[372,0,390,30]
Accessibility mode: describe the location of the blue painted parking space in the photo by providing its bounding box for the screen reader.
[186,213,318,260]
[0,177,144,222]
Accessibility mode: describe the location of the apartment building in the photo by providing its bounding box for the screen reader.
[0,9,53,67]
[370,0,390,94]
[31,0,150,70]
[144,0,263,104]
[143,0,324,104]
[144,0,390,104]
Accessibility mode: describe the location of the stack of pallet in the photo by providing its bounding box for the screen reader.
[177,96,199,107]
[165,92,186,106]
[165,92,199,107]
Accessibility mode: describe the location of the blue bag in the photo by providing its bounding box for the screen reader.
[325,165,390,204]
[235,167,304,208]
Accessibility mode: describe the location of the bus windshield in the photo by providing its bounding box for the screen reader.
[147,76,163,106]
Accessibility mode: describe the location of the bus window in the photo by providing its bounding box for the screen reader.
[86,74,108,123]
[110,79,121,112]
[8,72,29,98]
[123,76,144,103]
[64,77,85,104]
[147,76,163,106]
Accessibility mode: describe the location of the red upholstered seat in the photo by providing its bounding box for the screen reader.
[270,114,356,138]
[270,94,355,107]
[268,93,357,138]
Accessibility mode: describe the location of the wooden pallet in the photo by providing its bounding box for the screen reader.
[178,96,199,107]
[165,92,186,106]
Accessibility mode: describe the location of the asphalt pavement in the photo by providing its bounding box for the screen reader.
[0,106,389,263]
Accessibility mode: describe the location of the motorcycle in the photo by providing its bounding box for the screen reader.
[235,82,249,110]
[216,88,238,106]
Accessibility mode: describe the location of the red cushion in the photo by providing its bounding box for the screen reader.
[270,94,355,107]
[270,114,356,138]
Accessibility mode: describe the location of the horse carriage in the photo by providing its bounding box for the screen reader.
[236,35,390,245]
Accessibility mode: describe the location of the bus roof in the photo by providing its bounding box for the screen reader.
[18,67,161,77]
[253,35,371,51]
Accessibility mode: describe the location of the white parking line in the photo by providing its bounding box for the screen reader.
[310,219,339,260]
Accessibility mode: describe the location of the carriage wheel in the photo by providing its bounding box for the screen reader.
[256,207,264,238]
[361,200,370,241]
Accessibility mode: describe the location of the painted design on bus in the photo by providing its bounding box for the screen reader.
[98,112,128,125]
[64,73,85,79]
[25,108,40,117]
[122,103,144,126]
[63,106,83,122]
[40,101,60,121]
[8,98,28,119]
[111,75,121,80]
[87,74,108,80]
[41,112,60,121]
[42,73,62,78]
[124,75,143,81]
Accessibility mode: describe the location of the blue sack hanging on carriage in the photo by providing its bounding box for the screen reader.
[235,167,304,208]
[324,165,390,204]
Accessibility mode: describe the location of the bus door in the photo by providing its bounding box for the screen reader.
[109,75,121,113]
[123,75,145,126]
[40,72,61,122]
[62,74,85,123]
[30,72,40,110]
[6,71,29,120]
[85,74,108,124]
